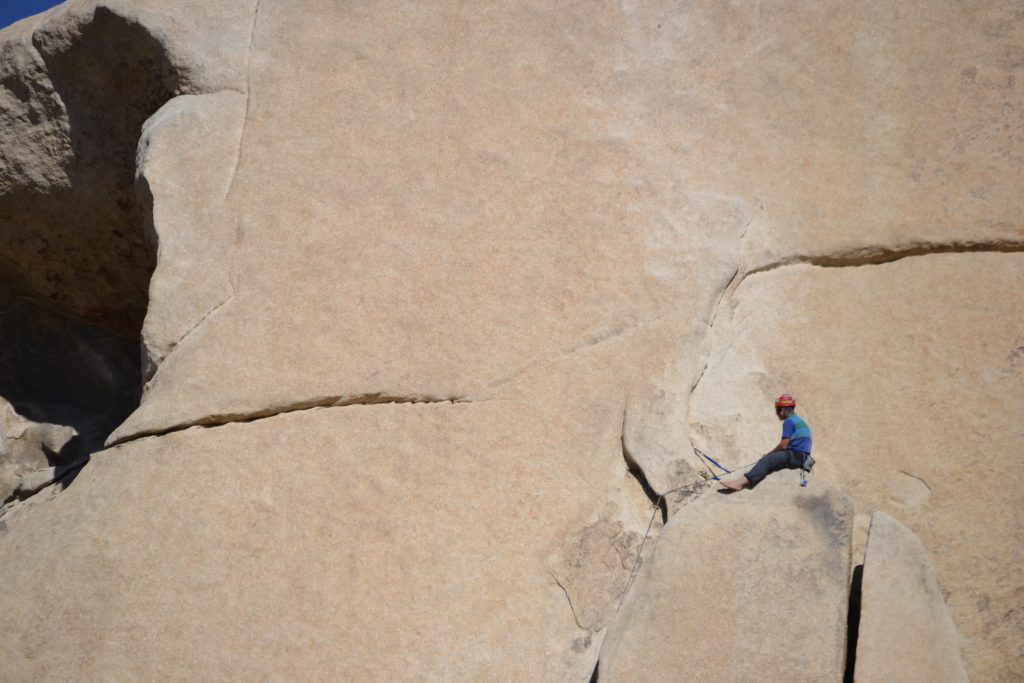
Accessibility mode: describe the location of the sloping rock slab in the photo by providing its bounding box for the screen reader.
[0,398,653,682]
[600,474,853,682]
[855,511,968,683]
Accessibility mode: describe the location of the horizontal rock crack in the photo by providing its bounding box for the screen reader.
[107,393,471,447]
[743,239,1024,282]
[689,239,1023,401]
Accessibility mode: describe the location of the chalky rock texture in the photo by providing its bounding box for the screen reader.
[855,511,969,683]
[599,475,854,682]
[688,254,1023,681]
[0,0,1022,681]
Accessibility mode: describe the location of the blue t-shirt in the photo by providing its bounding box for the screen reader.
[782,415,812,454]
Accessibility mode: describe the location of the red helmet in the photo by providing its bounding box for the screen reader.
[775,394,796,408]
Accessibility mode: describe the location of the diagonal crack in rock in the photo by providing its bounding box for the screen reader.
[107,393,471,448]
[550,572,586,631]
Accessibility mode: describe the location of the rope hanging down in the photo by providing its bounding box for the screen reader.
[693,447,732,479]
[612,452,760,617]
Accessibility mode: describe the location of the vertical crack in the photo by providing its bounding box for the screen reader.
[843,564,864,683]
[145,0,258,382]
[690,216,751,395]
[222,0,261,201]
[620,407,666,523]
[550,572,585,630]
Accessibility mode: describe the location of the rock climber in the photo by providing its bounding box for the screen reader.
[719,394,813,491]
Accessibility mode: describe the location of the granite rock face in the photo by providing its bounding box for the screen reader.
[0,0,1021,681]
[0,400,657,682]
[855,511,969,683]
[688,253,1023,681]
[599,475,854,682]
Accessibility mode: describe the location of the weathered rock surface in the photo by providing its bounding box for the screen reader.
[106,0,1024,476]
[0,0,1022,681]
[599,475,854,682]
[855,511,968,683]
[0,399,655,682]
[105,0,753,501]
[134,90,246,381]
[0,0,253,335]
[689,253,1023,681]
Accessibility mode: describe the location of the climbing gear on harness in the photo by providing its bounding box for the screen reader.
[775,393,796,408]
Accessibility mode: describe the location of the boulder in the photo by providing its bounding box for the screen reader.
[102,0,753,498]
[599,474,854,682]
[134,90,246,382]
[0,395,78,508]
[854,511,968,683]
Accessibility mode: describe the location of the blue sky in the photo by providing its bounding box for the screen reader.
[1,0,63,30]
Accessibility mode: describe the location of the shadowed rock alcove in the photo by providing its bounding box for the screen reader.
[0,297,140,504]
[0,6,190,505]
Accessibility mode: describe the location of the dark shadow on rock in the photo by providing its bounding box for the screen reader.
[0,298,140,491]
[52,451,90,489]
[621,435,667,523]
[0,6,184,337]
[0,5,202,507]
[843,563,864,683]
